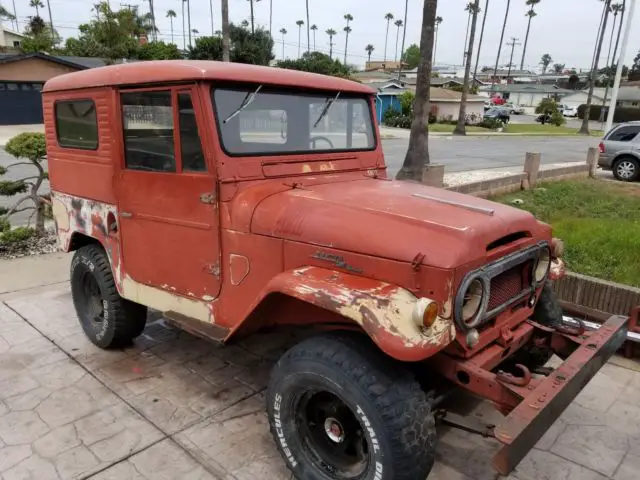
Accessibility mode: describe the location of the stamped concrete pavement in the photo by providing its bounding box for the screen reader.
[1,254,640,479]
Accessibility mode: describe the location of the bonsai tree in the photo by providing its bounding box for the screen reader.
[535,98,564,126]
[0,133,50,237]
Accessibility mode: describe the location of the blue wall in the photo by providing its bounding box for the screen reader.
[375,95,402,124]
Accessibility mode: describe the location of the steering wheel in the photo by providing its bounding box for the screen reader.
[310,136,334,150]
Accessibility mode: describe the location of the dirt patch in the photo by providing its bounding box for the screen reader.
[0,232,57,260]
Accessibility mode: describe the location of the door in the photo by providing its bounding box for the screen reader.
[115,85,221,301]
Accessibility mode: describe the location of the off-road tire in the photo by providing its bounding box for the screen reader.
[70,244,147,349]
[266,332,436,480]
[531,281,563,328]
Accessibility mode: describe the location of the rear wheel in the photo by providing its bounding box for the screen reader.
[613,157,640,182]
[70,244,147,349]
[267,333,436,480]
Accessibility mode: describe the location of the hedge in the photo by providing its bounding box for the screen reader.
[577,104,640,122]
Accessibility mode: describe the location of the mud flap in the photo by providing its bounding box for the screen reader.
[492,315,628,475]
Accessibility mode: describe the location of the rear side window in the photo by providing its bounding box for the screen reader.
[121,91,176,172]
[55,100,98,150]
[607,125,640,142]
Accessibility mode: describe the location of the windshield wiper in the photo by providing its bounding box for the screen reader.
[313,92,340,128]
[223,85,263,124]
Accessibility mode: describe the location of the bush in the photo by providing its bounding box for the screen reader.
[0,218,10,233]
[0,227,35,245]
[399,91,415,116]
[428,113,437,124]
[4,132,46,162]
[577,104,640,122]
[385,114,412,129]
[382,107,401,125]
[478,118,504,130]
[550,111,566,126]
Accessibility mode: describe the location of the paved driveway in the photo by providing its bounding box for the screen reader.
[1,267,639,479]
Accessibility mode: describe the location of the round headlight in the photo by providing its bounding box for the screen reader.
[462,278,484,324]
[535,248,551,283]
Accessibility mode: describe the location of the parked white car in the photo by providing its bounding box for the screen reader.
[506,103,525,115]
[562,106,578,117]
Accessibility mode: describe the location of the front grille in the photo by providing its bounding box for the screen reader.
[488,264,527,311]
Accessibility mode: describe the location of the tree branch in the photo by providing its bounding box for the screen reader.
[1,196,35,220]
[11,207,36,215]
[5,162,33,169]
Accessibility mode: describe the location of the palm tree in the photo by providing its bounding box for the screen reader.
[0,4,15,23]
[166,9,177,44]
[609,1,626,76]
[397,0,408,76]
[600,2,624,121]
[433,16,443,65]
[192,28,199,39]
[296,20,304,58]
[186,0,192,49]
[306,0,310,53]
[247,0,261,34]
[365,44,375,61]
[580,0,612,135]
[463,2,474,64]
[241,19,250,28]
[606,2,624,68]
[383,13,394,61]
[491,0,511,88]
[326,28,337,59]
[310,24,318,50]
[396,0,438,182]
[394,19,403,61]
[221,0,230,61]
[279,28,287,59]
[473,0,489,80]
[454,0,481,136]
[29,0,43,17]
[343,14,353,65]
[540,53,552,73]
[209,0,214,35]
[520,0,541,70]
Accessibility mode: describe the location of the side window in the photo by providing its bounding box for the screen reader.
[178,92,206,172]
[121,91,175,172]
[608,126,640,142]
[55,100,99,150]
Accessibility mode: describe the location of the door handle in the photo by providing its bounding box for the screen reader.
[119,212,133,218]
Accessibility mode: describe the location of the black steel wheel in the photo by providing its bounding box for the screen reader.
[70,244,147,349]
[267,332,436,480]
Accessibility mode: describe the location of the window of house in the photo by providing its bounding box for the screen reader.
[12,41,20,47]
[632,102,639,107]
[121,91,176,172]
[55,100,99,150]
[178,92,206,172]
[6,83,18,90]
[607,125,640,142]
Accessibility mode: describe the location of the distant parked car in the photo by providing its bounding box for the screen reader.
[484,101,493,111]
[506,103,525,115]
[598,121,640,181]
[562,106,578,117]
[484,108,510,123]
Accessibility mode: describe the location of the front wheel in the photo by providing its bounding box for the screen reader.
[267,333,436,480]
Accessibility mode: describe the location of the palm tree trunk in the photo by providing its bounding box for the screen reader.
[313,30,316,50]
[520,13,532,70]
[11,0,17,30]
[384,20,390,61]
[46,0,54,42]
[221,0,230,61]
[298,27,302,58]
[463,10,471,65]
[432,24,438,65]
[395,26,400,61]
[269,0,272,34]
[250,0,255,34]
[209,0,214,35]
[454,0,480,136]
[491,0,510,89]
[182,1,186,50]
[170,18,174,44]
[611,0,626,68]
[306,0,310,53]
[473,0,489,81]
[580,0,611,135]
[397,0,409,78]
[187,0,192,48]
[344,31,349,64]
[600,10,620,122]
[282,35,285,59]
[329,35,333,59]
[396,0,438,182]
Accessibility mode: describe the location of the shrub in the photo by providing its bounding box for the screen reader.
[577,104,640,122]
[399,91,415,116]
[382,107,401,125]
[535,98,560,116]
[550,111,567,126]
[0,227,35,245]
[428,113,437,124]
[386,114,412,129]
[478,118,504,130]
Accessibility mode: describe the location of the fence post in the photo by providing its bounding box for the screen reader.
[523,152,541,189]
[422,164,445,188]
[586,147,599,178]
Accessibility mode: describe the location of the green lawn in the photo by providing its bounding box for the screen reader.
[494,179,640,287]
[426,123,604,136]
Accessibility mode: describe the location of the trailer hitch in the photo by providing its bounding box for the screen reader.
[496,364,532,387]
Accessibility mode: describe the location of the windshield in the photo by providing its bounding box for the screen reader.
[212,87,376,155]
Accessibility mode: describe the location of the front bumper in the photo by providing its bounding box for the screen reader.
[492,314,628,474]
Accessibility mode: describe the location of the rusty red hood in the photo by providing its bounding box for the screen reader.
[251,179,545,269]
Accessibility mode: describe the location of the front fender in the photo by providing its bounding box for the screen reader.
[259,266,456,362]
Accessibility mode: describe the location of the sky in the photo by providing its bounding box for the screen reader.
[4,0,640,72]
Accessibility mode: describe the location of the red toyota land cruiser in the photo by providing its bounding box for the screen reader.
[43,61,627,480]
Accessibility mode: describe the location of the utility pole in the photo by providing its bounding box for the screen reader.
[606,0,636,132]
[181,0,186,50]
[505,37,521,83]
[11,0,17,31]
[209,0,214,35]
[187,0,192,48]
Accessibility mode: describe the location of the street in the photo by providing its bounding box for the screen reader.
[1,134,598,226]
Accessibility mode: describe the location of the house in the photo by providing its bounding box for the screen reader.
[476,69,538,84]
[371,80,485,124]
[479,84,574,112]
[364,61,404,72]
[0,22,25,50]
[561,87,640,109]
[0,53,111,125]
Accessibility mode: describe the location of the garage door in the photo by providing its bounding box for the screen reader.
[0,82,44,125]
